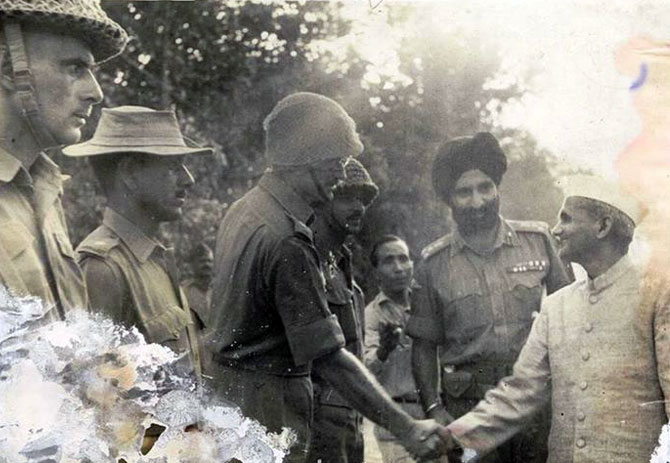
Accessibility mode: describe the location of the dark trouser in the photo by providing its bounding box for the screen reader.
[210,364,313,463]
[305,403,364,463]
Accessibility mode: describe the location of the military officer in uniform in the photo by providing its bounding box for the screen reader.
[207,92,451,463]
[67,106,210,384]
[447,175,669,463]
[409,132,572,463]
[0,0,127,332]
[306,158,379,463]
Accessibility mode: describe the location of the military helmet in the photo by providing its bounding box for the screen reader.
[0,0,128,63]
[334,158,379,206]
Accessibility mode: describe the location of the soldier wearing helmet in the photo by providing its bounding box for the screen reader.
[207,92,453,463]
[0,0,127,329]
[306,158,379,463]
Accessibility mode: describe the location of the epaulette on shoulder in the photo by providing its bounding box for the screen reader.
[76,226,121,259]
[507,219,551,236]
[421,234,452,260]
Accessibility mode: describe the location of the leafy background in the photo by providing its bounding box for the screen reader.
[60,0,575,296]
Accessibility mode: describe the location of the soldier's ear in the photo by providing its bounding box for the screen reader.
[118,156,140,192]
[596,215,614,240]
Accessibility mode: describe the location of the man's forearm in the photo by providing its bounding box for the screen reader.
[313,348,414,436]
[412,338,441,410]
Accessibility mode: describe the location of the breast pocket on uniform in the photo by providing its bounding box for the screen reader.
[447,291,487,343]
[504,273,543,322]
[0,220,43,293]
[144,305,191,347]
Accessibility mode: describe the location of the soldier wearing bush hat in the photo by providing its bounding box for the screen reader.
[0,0,127,330]
[208,92,452,463]
[66,105,211,452]
[409,132,572,463]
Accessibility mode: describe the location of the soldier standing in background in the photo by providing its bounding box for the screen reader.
[306,158,379,463]
[364,235,422,463]
[409,132,572,463]
[0,0,127,329]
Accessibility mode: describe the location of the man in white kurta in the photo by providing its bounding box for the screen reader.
[448,176,670,463]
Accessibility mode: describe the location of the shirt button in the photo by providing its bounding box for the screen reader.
[584,322,593,333]
[576,438,586,448]
[588,294,599,304]
[581,351,590,361]
[580,381,588,390]
[577,411,586,421]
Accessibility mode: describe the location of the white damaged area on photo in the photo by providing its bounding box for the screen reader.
[0,288,295,463]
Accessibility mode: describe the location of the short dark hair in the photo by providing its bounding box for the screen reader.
[571,196,636,251]
[88,153,136,197]
[369,234,407,267]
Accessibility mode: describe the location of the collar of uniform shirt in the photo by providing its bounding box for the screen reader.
[587,253,635,294]
[258,171,315,227]
[0,147,62,189]
[103,207,165,263]
[450,216,521,257]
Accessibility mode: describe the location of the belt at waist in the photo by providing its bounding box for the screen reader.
[392,393,420,404]
[212,353,310,377]
[455,361,514,383]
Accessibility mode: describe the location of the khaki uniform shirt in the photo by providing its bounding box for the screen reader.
[408,218,571,371]
[449,255,670,463]
[0,148,87,331]
[77,208,200,376]
[364,290,418,400]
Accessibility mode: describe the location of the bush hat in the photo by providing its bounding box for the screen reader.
[63,106,212,157]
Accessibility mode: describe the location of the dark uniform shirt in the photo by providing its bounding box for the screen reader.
[312,245,365,406]
[407,217,571,368]
[207,172,345,376]
[0,148,87,329]
[77,208,200,376]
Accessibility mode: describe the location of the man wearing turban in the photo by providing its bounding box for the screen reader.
[408,132,572,463]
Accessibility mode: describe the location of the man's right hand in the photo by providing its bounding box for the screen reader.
[400,418,459,461]
[377,323,403,361]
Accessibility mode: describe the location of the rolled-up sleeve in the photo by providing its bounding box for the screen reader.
[364,301,384,375]
[272,236,345,366]
[406,262,445,343]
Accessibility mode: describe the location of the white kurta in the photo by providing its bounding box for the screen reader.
[449,255,670,463]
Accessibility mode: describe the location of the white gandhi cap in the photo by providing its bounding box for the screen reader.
[563,175,645,225]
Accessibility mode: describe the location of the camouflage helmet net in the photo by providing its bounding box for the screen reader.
[0,0,128,62]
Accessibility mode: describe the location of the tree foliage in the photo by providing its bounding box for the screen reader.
[61,1,568,284]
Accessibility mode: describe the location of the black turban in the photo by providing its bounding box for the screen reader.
[432,132,507,201]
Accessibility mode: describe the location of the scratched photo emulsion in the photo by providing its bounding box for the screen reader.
[0,1,668,462]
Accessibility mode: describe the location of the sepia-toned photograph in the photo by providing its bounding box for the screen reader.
[0,0,668,462]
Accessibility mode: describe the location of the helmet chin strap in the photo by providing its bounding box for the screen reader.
[308,166,334,205]
[3,20,61,155]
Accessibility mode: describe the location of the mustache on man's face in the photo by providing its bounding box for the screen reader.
[452,196,500,234]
